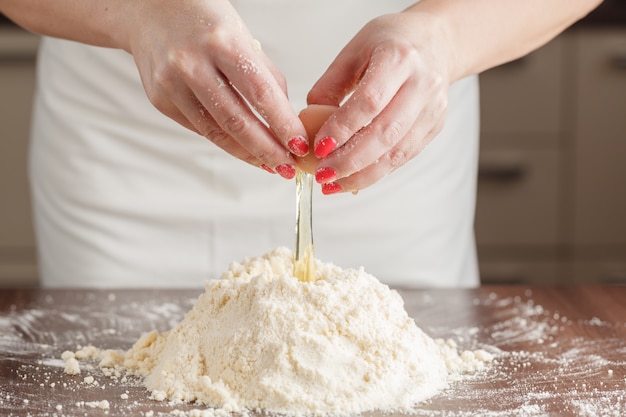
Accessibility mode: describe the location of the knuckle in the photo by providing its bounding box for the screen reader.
[403,45,421,64]
[272,119,293,141]
[241,153,259,166]
[248,79,274,107]
[340,147,367,174]
[437,94,449,115]
[204,24,233,50]
[204,126,231,148]
[255,146,287,166]
[374,119,404,150]
[222,114,249,136]
[359,86,385,114]
[145,70,171,106]
[423,69,446,96]
[388,147,409,168]
[332,116,360,141]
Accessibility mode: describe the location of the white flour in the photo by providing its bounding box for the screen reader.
[80,247,491,416]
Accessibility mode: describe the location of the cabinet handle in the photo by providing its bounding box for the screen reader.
[602,272,626,284]
[610,53,626,70]
[0,51,36,63]
[478,163,527,181]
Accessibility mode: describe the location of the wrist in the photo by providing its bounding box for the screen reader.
[104,0,135,52]
[402,2,464,84]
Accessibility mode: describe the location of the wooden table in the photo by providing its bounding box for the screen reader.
[1,286,625,416]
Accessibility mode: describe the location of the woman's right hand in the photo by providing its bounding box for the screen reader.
[117,0,308,178]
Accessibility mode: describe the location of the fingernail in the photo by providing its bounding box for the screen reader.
[275,163,296,180]
[314,137,337,158]
[288,136,309,157]
[315,167,337,184]
[260,164,275,174]
[322,182,343,195]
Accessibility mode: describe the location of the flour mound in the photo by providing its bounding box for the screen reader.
[116,247,486,415]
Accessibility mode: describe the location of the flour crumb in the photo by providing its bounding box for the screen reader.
[78,399,110,409]
[63,356,80,375]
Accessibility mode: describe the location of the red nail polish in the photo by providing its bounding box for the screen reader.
[314,137,337,158]
[261,164,275,174]
[275,163,296,180]
[322,182,343,195]
[288,136,309,157]
[315,167,337,184]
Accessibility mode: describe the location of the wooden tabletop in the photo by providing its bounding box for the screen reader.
[1,286,625,416]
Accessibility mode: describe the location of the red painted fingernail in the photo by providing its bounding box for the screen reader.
[322,182,343,195]
[315,167,337,184]
[275,163,296,180]
[288,136,309,157]
[261,164,275,174]
[314,137,337,158]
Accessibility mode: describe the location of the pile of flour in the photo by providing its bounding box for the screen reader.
[68,247,492,416]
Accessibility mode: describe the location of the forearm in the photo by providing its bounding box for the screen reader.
[0,0,130,50]
[407,0,603,82]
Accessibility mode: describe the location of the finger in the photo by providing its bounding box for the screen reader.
[322,111,446,195]
[155,97,201,135]
[138,58,201,135]
[151,73,269,172]
[259,51,290,97]
[314,76,428,183]
[182,95,265,168]
[213,48,308,156]
[306,42,366,107]
[311,43,415,159]
[187,65,298,177]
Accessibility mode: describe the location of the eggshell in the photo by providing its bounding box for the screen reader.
[296,104,338,174]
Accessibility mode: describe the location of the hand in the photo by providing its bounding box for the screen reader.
[306,11,452,193]
[121,0,307,178]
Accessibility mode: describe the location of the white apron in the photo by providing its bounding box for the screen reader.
[30,0,480,288]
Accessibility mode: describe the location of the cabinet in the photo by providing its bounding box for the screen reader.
[570,29,626,284]
[476,27,626,284]
[572,29,626,246]
[0,27,39,287]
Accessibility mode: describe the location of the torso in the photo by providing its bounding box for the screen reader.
[30,0,480,288]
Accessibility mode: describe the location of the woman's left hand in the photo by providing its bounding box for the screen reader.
[306,11,453,194]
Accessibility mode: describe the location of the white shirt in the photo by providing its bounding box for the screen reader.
[30,0,480,288]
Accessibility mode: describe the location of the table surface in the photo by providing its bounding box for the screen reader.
[1,286,625,417]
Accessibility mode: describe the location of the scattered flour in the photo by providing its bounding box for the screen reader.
[61,351,80,375]
[64,247,491,416]
[77,399,110,409]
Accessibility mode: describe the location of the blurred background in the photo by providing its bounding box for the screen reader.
[1,2,625,287]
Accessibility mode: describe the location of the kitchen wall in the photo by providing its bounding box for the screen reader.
[0,5,624,287]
